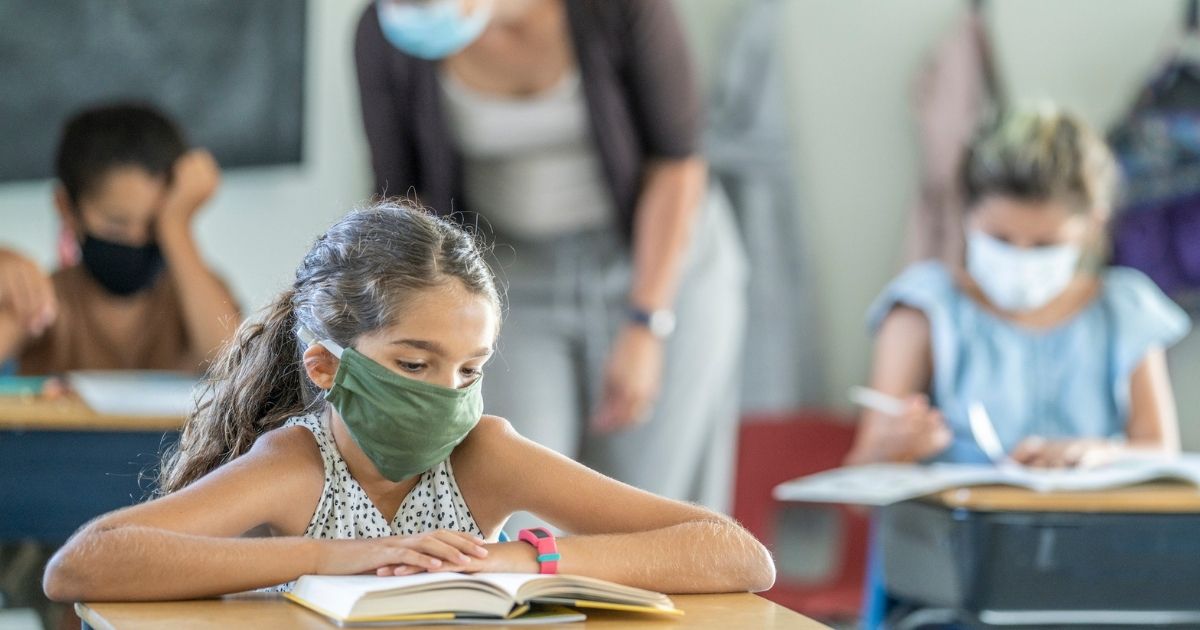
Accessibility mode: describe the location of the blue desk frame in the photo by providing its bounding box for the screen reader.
[0,430,176,543]
[877,499,1200,628]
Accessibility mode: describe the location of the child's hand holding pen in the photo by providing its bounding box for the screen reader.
[847,386,952,464]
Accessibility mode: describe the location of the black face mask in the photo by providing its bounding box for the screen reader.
[80,234,165,296]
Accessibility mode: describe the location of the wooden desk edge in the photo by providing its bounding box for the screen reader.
[75,593,826,629]
[928,482,1200,513]
[76,603,116,630]
[0,395,184,431]
[0,417,184,431]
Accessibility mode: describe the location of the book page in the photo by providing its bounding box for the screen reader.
[290,574,513,620]
[473,574,673,610]
[996,455,1200,492]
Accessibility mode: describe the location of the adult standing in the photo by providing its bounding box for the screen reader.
[354,0,747,511]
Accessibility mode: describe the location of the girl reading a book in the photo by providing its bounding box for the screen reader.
[42,202,775,601]
[846,103,1191,468]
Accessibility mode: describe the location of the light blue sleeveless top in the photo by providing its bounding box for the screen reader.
[867,262,1191,464]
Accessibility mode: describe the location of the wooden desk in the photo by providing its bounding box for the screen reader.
[928,482,1200,512]
[0,396,183,541]
[0,393,183,432]
[75,593,829,630]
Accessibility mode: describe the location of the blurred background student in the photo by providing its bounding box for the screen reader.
[846,103,1190,468]
[0,104,240,375]
[354,0,748,512]
[0,103,240,630]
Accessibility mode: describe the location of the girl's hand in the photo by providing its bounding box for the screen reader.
[376,541,539,577]
[1011,437,1118,469]
[591,325,664,434]
[312,530,488,577]
[853,394,952,463]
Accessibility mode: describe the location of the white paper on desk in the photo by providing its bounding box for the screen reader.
[774,456,1200,506]
[68,371,198,417]
[773,463,1001,506]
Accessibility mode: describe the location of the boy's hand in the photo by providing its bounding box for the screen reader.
[0,249,57,336]
[160,149,220,231]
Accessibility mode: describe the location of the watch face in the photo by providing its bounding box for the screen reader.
[649,311,677,337]
[531,529,551,539]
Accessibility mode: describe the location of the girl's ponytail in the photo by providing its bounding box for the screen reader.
[158,287,313,495]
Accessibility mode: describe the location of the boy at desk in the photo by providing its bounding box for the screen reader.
[0,103,240,374]
[848,103,1191,468]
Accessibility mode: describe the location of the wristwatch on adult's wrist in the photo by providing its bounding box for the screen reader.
[628,306,676,339]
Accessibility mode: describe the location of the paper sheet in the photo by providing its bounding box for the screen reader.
[68,371,198,417]
[774,457,1200,506]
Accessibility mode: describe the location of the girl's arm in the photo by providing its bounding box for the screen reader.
[1126,348,1181,452]
[44,427,322,600]
[1013,348,1181,467]
[845,306,951,464]
[452,418,776,594]
[44,427,486,601]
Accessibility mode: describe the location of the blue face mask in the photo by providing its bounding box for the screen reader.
[376,0,492,60]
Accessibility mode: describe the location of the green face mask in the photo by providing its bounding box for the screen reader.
[298,327,484,482]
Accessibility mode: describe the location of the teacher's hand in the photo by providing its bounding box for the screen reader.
[591,325,664,434]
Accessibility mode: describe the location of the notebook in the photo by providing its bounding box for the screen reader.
[774,455,1200,506]
[284,572,681,627]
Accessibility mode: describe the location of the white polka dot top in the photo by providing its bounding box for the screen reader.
[264,412,483,592]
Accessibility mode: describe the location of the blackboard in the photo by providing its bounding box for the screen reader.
[0,0,306,183]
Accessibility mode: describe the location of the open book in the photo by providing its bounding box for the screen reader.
[284,572,681,626]
[774,455,1200,506]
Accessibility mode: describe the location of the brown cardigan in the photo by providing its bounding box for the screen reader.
[353,0,702,240]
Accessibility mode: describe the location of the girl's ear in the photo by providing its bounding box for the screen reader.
[303,344,339,390]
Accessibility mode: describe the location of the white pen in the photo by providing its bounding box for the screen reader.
[848,386,909,417]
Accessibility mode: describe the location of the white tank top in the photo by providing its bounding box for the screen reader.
[263,412,483,592]
[439,69,614,239]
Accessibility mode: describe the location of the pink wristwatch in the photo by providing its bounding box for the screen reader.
[518,527,560,575]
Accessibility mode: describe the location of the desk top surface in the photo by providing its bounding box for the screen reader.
[927,482,1200,513]
[76,592,828,630]
[0,394,183,431]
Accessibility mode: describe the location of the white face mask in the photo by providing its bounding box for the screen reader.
[966,230,1082,313]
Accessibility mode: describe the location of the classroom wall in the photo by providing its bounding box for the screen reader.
[676,0,1200,449]
[0,0,1196,448]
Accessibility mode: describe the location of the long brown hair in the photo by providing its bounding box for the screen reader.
[158,200,500,494]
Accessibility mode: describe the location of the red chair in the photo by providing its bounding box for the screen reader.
[734,410,868,619]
